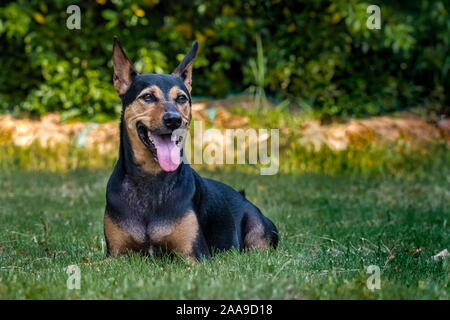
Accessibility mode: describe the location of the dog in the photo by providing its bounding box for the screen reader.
[104,37,278,261]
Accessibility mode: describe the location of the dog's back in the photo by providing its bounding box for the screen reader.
[191,171,278,252]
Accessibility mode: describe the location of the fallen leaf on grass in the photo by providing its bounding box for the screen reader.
[432,249,449,261]
[387,255,395,265]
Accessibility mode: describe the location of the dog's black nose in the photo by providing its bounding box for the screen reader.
[163,112,182,130]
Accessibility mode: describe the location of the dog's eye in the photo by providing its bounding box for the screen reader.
[176,95,188,104]
[141,93,156,103]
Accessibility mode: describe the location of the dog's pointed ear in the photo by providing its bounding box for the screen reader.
[172,41,198,93]
[112,37,138,96]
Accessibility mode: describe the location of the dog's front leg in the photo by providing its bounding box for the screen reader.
[104,212,142,257]
[165,211,210,262]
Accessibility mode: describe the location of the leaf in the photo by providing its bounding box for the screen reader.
[387,255,395,265]
[33,13,45,24]
[432,249,449,261]
[101,9,117,21]
[412,248,422,257]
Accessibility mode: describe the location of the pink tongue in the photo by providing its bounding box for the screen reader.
[151,134,181,172]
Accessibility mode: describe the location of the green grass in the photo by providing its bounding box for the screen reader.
[0,164,448,299]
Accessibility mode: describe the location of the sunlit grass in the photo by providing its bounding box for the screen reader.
[0,117,449,299]
[0,167,448,299]
[1,132,449,177]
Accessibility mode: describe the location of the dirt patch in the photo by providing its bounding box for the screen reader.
[0,107,448,154]
[298,115,447,151]
[0,113,118,154]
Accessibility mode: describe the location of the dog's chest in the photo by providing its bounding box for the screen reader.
[121,210,199,256]
[147,220,176,243]
[144,222,175,256]
[115,176,198,254]
[148,211,198,249]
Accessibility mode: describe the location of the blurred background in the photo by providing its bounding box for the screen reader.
[0,0,448,121]
[0,0,449,173]
[1,1,449,300]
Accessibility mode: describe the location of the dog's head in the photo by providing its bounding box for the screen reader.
[112,37,197,173]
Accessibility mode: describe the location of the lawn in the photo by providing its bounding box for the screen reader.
[0,164,448,299]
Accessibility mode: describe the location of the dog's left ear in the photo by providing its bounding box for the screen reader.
[172,41,198,93]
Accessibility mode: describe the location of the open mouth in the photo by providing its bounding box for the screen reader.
[136,122,183,172]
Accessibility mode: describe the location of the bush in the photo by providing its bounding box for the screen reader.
[0,0,448,120]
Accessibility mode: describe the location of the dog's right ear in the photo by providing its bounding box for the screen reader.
[112,37,138,96]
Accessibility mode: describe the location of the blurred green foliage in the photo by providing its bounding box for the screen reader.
[0,0,448,121]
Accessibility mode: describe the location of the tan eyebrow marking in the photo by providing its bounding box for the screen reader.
[168,86,187,101]
[137,85,164,100]
[168,86,190,123]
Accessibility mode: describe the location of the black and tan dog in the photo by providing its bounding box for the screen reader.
[104,37,278,261]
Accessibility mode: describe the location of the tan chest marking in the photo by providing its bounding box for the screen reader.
[104,213,143,256]
[148,210,199,258]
